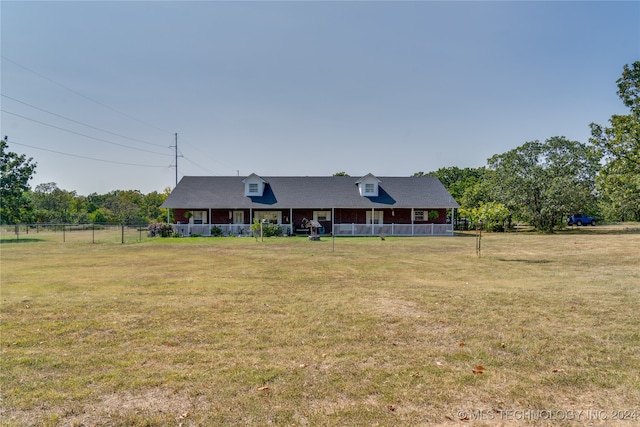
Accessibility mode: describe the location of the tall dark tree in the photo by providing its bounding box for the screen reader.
[31,182,80,223]
[0,139,37,224]
[487,136,601,232]
[141,190,169,223]
[590,61,640,221]
[103,190,145,224]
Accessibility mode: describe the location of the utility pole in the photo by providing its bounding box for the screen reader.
[168,132,179,225]
[174,133,178,186]
[170,132,179,187]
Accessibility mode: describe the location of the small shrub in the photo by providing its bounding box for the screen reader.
[147,223,174,237]
[211,226,224,237]
[265,223,283,237]
[251,220,283,239]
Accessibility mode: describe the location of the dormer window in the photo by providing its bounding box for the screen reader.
[356,173,380,197]
[243,173,267,197]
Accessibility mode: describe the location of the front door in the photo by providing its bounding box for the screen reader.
[233,211,245,224]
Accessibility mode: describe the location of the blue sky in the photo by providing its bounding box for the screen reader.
[1,1,638,195]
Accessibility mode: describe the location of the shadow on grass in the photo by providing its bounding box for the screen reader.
[496,258,552,264]
[452,232,481,238]
[0,237,46,244]
[458,224,640,236]
[559,226,640,235]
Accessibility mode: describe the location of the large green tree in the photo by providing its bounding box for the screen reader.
[590,61,640,221]
[141,190,169,223]
[0,139,37,224]
[31,182,85,223]
[487,136,601,232]
[103,190,145,224]
[416,166,492,209]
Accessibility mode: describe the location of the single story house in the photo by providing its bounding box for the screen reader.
[161,173,460,237]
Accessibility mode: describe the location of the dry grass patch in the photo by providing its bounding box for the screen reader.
[1,226,639,426]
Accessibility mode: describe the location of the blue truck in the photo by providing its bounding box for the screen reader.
[567,214,596,226]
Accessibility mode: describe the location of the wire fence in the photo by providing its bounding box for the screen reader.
[0,223,151,244]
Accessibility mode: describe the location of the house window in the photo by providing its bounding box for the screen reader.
[314,211,331,222]
[248,183,259,193]
[192,211,206,224]
[414,211,425,221]
[356,175,380,197]
[366,211,384,224]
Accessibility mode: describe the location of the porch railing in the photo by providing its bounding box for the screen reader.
[172,223,453,237]
[172,223,271,237]
[333,223,453,236]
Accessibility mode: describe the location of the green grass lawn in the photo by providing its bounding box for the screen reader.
[1,225,639,426]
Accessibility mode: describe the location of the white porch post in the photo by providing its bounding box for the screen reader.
[371,208,375,236]
[411,208,414,236]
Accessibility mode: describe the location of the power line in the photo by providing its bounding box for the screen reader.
[1,55,173,135]
[1,94,167,149]
[178,137,235,174]
[1,109,173,157]
[182,156,217,175]
[8,139,169,168]
[3,57,227,177]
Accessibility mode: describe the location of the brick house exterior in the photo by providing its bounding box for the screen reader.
[161,173,459,236]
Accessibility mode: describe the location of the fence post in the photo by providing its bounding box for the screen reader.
[121,224,125,244]
[63,224,66,242]
[92,223,95,244]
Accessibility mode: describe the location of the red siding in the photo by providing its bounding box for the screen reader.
[211,210,231,224]
[174,208,448,225]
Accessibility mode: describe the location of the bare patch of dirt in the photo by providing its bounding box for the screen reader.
[2,388,207,427]
[372,295,428,319]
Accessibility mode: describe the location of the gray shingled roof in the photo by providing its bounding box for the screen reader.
[161,175,460,209]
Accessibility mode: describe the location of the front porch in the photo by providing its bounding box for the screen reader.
[171,222,454,237]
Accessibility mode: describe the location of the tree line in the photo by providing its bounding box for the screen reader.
[0,172,170,225]
[2,62,639,231]
[417,62,639,232]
